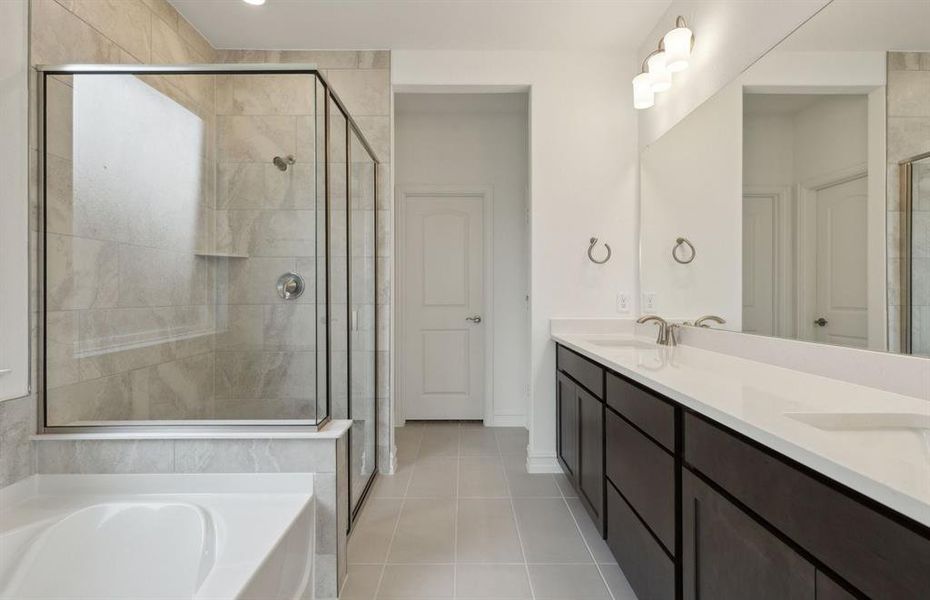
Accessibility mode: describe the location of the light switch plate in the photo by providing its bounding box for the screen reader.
[616,293,631,314]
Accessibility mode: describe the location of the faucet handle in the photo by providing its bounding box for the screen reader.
[693,315,726,328]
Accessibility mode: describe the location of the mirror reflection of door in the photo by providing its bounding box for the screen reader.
[812,175,869,347]
[742,93,871,348]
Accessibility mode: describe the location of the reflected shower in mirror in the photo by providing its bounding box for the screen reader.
[639,0,930,357]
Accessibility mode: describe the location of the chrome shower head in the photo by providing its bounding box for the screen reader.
[273,155,296,171]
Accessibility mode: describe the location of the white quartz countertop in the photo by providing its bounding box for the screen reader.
[552,331,930,528]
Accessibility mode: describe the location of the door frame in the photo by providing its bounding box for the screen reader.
[395,185,494,425]
[743,185,794,338]
[796,164,867,342]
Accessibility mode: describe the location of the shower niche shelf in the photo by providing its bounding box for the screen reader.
[194,251,249,259]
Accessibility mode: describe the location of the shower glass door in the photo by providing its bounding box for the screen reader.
[349,129,378,516]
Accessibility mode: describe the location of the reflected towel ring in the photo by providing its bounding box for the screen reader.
[588,237,611,264]
[672,237,696,264]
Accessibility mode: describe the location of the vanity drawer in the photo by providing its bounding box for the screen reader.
[606,408,675,553]
[557,345,603,398]
[606,371,675,451]
[606,481,675,600]
[685,412,930,600]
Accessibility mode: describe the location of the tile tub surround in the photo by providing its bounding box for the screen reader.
[32,419,352,600]
[341,422,638,600]
[550,325,930,528]
[0,472,315,600]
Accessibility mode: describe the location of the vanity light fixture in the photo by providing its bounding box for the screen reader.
[632,16,694,110]
[632,71,655,109]
[646,50,672,93]
[663,16,694,72]
[242,0,266,5]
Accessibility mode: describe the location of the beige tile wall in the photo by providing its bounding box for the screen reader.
[216,49,395,474]
[34,0,220,425]
[887,51,930,355]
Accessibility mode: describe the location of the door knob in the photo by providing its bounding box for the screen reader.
[813,317,828,327]
[466,315,482,324]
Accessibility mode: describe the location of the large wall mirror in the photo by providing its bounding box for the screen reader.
[640,0,930,358]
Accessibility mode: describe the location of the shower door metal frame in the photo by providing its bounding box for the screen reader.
[897,150,930,354]
[35,64,382,436]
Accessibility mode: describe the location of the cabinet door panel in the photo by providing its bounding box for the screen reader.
[556,371,578,480]
[606,481,675,600]
[578,385,603,529]
[815,572,858,600]
[606,371,675,451]
[682,470,815,600]
[606,408,675,553]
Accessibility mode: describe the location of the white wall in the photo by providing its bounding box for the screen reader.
[0,0,29,402]
[392,50,639,471]
[637,0,830,148]
[394,93,529,425]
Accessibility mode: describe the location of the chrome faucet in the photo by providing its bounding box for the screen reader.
[636,315,679,346]
[690,315,726,328]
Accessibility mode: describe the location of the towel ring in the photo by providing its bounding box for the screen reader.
[672,237,696,264]
[588,237,611,264]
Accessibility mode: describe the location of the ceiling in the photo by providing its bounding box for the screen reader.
[169,0,672,52]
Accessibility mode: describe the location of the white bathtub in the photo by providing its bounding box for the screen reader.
[0,474,314,600]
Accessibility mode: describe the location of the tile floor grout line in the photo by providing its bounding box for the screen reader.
[560,494,618,600]
[369,424,424,599]
[499,430,538,600]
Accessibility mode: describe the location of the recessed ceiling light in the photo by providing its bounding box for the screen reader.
[242,0,266,5]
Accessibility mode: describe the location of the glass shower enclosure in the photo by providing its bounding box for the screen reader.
[36,64,379,514]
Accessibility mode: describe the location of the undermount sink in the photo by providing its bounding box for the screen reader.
[786,412,930,432]
[585,338,656,350]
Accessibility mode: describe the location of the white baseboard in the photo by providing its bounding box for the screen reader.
[486,414,527,427]
[525,452,563,474]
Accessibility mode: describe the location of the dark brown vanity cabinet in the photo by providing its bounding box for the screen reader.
[554,342,930,600]
[556,346,605,532]
[681,469,816,600]
[556,371,578,479]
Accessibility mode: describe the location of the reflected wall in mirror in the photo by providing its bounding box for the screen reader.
[640,0,930,358]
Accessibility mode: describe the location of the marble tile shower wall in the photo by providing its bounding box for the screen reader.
[0,0,219,487]
[887,51,930,354]
[212,73,320,419]
[217,49,395,472]
[34,0,220,426]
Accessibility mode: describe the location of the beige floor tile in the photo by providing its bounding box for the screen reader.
[377,564,454,598]
[460,428,500,456]
[458,456,509,497]
[527,564,611,599]
[388,498,456,563]
[341,564,384,599]
[554,473,578,498]
[406,456,458,497]
[512,498,592,563]
[456,498,524,563]
[505,470,562,497]
[371,464,414,498]
[495,428,529,455]
[349,498,403,564]
[566,497,616,565]
[455,564,533,598]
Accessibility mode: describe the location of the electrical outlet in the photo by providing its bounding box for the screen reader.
[643,292,658,312]
[616,292,631,314]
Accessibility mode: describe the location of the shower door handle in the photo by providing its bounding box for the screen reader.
[813,317,828,327]
[466,315,482,324]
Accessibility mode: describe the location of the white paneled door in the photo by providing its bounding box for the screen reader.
[742,194,776,336]
[402,191,485,420]
[814,175,869,347]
